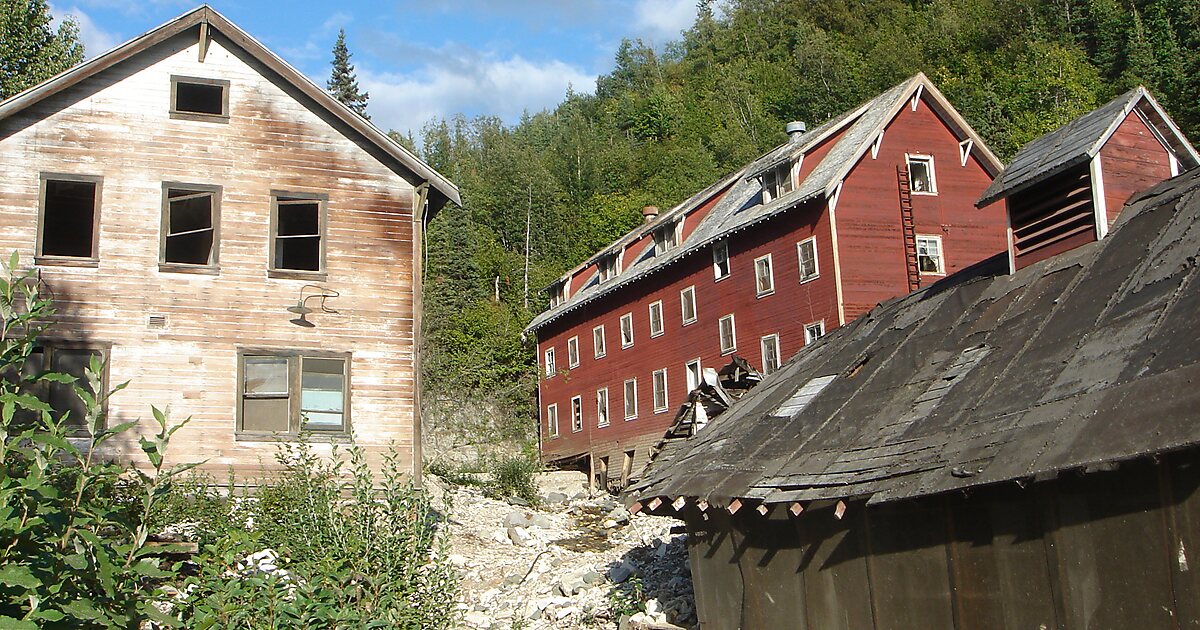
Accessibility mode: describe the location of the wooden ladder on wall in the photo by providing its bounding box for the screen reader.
[897,165,920,292]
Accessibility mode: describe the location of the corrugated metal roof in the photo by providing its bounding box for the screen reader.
[629,167,1200,508]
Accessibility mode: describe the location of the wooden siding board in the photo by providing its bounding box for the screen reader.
[737,510,809,630]
[1099,111,1173,227]
[864,500,956,630]
[797,505,876,630]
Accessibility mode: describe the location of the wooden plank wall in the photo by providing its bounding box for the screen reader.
[684,454,1200,629]
[1099,111,1173,228]
[0,29,420,479]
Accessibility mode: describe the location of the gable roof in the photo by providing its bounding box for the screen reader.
[629,167,1200,509]
[977,86,1199,208]
[527,73,1002,334]
[0,5,460,210]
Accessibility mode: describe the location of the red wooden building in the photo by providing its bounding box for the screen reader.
[526,74,1013,485]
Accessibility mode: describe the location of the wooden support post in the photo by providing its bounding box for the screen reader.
[588,455,596,494]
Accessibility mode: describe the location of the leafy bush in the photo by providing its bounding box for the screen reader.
[486,454,540,505]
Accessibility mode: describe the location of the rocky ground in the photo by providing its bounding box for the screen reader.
[427,471,697,630]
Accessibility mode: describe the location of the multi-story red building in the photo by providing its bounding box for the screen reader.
[525,74,1010,486]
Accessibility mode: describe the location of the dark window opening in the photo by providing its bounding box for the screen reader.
[4,346,106,429]
[174,81,225,116]
[41,178,98,258]
[274,197,322,272]
[164,188,217,265]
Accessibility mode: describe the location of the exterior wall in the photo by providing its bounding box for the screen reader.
[682,454,1200,629]
[836,94,1008,321]
[0,30,421,477]
[1008,165,1096,271]
[1099,111,1173,227]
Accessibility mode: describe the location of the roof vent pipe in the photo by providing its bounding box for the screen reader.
[786,121,807,140]
[642,205,660,223]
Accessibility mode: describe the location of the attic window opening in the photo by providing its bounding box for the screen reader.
[171,76,229,120]
[762,160,795,202]
[162,185,219,268]
[272,193,326,274]
[653,219,680,254]
[38,175,101,260]
[598,253,620,282]
[549,281,567,308]
[906,154,937,195]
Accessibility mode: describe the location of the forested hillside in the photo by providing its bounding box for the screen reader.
[416,0,1199,442]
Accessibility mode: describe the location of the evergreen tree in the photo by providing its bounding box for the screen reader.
[0,0,84,99]
[327,28,369,118]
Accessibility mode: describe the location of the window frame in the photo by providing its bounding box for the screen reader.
[712,240,730,280]
[269,190,329,280]
[648,300,664,338]
[570,395,583,433]
[906,154,938,195]
[685,358,702,392]
[36,173,103,266]
[797,237,819,283]
[652,368,669,413]
[235,348,352,440]
[680,285,697,325]
[804,321,826,345]
[593,324,607,358]
[620,313,634,348]
[916,234,946,275]
[566,336,580,369]
[159,182,222,273]
[546,403,559,438]
[170,75,231,123]
[754,253,775,297]
[598,253,620,283]
[8,341,112,434]
[596,387,610,428]
[623,378,637,420]
[544,347,556,378]
[761,334,781,375]
[653,219,680,254]
[719,313,737,355]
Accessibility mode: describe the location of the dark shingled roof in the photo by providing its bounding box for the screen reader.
[630,166,1200,508]
[977,86,1199,208]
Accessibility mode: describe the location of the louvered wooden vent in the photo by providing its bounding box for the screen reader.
[148,314,167,329]
[1009,165,1097,269]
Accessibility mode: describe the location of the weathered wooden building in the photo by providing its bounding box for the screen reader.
[526,74,1009,486]
[626,114,1200,627]
[0,6,459,479]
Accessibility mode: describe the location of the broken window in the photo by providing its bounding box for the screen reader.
[39,175,101,259]
[907,155,937,194]
[762,161,795,202]
[653,219,679,254]
[755,254,775,296]
[272,194,324,273]
[685,359,702,392]
[680,286,697,325]
[620,313,634,348]
[648,301,664,337]
[652,368,668,412]
[571,396,583,432]
[171,76,229,119]
[598,253,619,282]
[805,321,826,345]
[239,352,348,435]
[719,314,737,354]
[162,185,218,266]
[761,334,781,375]
[593,325,606,358]
[544,347,556,378]
[567,336,580,368]
[916,234,944,274]
[596,388,609,427]
[548,281,567,308]
[797,237,819,282]
[546,403,559,438]
[8,345,107,430]
[712,240,730,280]
[623,378,637,419]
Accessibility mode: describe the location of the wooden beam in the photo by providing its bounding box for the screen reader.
[648,497,663,511]
[789,502,805,517]
[697,499,709,512]
[756,504,771,516]
[630,501,643,515]
[198,22,210,62]
[672,496,687,512]
[727,498,743,515]
[834,500,847,520]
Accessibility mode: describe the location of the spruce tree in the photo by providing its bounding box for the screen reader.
[0,0,85,99]
[327,28,369,118]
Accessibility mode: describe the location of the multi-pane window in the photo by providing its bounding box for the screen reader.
[648,301,664,337]
[571,396,583,432]
[599,254,620,282]
[6,345,107,429]
[271,193,325,273]
[754,254,775,296]
[170,76,229,120]
[623,378,637,419]
[567,336,580,368]
[38,174,101,260]
[713,240,730,280]
[549,281,567,308]
[907,155,937,194]
[162,184,220,267]
[652,368,669,412]
[239,352,348,435]
[762,161,795,201]
[805,321,826,345]
[544,347,556,377]
[719,314,737,355]
[653,219,679,253]
[797,237,819,282]
[761,334,781,375]
[546,403,559,438]
[593,325,607,358]
[685,359,702,392]
[597,388,610,427]
[680,286,697,325]
[620,313,634,348]
[916,235,945,274]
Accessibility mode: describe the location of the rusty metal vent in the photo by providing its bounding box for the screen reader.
[148,314,167,329]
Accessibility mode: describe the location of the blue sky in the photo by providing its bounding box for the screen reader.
[49,0,699,137]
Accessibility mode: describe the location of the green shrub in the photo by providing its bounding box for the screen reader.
[486,454,540,504]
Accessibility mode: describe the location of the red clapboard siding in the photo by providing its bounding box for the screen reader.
[1100,111,1173,227]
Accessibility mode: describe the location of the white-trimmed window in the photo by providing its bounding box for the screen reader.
[597,388,610,427]
[549,280,568,308]
[907,154,937,195]
[713,240,730,280]
[805,321,826,345]
[593,325,607,358]
[680,286,697,325]
[544,347,556,377]
[719,314,737,355]
[654,219,680,253]
[916,235,944,275]
[761,334,781,375]
[648,301,664,337]
[571,395,583,432]
[624,378,638,419]
[762,160,795,202]
[620,313,634,348]
[685,358,702,392]
[598,253,620,282]
[546,403,559,438]
[652,368,669,412]
[567,336,580,368]
[797,237,819,282]
[754,254,775,296]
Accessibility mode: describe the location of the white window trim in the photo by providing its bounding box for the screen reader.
[713,240,730,281]
[652,368,669,413]
[797,237,819,283]
[680,285,697,325]
[570,395,583,433]
[685,358,702,392]
[544,347,556,378]
[546,403,559,438]
[620,313,634,348]
[754,253,775,297]
[916,234,946,276]
[593,325,607,358]
[597,387,610,428]
[804,321,826,345]
[648,300,664,337]
[761,334,781,375]
[624,378,638,420]
[906,153,938,195]
[567,336,580,369]
[719,314,737,355]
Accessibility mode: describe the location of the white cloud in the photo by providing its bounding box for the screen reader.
[632,0,697,43]
[50,4,122,58]
[360,54,596,137]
